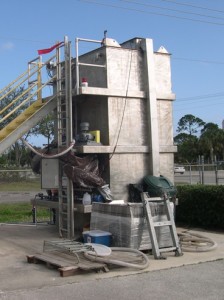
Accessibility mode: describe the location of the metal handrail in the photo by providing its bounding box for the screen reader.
[75,37,105,94]
[0,54,56,103]
[0,65,37,102]
[0,52,58,127]
[0,66,36,97]
[0,81,38,115]
[0,75,56,124]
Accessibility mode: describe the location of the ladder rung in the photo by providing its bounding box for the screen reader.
[145,197,163,202]
[60,212,67,216]
[60,201,67,204]
[141,192,182,259]
[159,247,178,253]
[153,221,172,227]
[60,228,68,232]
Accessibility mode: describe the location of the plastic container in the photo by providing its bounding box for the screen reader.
[92,194,104,203]
[82,192,91,205]
[143,175,177,198]
[83,230,112,246]
[81,77,88,87]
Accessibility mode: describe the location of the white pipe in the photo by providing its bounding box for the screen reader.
[178,231,218,252]
[21,138,75,158]
[84,247,150,270]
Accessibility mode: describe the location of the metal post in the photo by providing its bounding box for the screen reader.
[215,164,218,185]
[56,45,61,146]
[64,36,74,239]
[75,38,80,95]
[198,156,202,184]
[189,164,192,185]
[201,155,204,185]
[141,38,160,176]
[37,57,42,102]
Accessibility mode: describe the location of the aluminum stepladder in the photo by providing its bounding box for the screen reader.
[141,192,183,259]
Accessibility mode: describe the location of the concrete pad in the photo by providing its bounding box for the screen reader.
[0,223,223,293]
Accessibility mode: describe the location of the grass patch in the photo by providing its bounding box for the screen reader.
[0,202,50,223]
[0,180,41,191]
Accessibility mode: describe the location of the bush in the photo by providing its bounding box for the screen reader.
[176,185,224,229]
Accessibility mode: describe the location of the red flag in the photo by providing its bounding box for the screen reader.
[37,42,64,55]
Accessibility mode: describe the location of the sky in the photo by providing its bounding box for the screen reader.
[1,0,224,146]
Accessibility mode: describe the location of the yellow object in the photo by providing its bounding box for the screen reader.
[89,130,100,143]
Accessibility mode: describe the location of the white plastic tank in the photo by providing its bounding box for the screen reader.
[82,192,91,205]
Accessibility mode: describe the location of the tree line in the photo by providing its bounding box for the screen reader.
[174,114,224,164]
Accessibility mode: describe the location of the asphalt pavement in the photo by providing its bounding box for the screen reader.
[1,260,223,300]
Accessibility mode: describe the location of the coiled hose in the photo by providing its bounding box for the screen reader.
[84,247,150,270]
[178,231,218,252]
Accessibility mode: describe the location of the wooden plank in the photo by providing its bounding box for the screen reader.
[32,253,77,268]
[58,266,79,277]
[27,252,108,276]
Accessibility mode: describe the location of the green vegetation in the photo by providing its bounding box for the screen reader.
[176,185,224,229]
[0,180,41,191]
[174,114,224,164]
[0,202,50,223]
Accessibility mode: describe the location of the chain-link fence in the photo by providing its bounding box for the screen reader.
[174,164,224,185]
[0,168,40,183]
[0,168,41,203]
[1,164,223,188]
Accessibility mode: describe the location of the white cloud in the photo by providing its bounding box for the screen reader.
[1,42,14,51]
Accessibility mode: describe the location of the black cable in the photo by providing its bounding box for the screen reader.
[78,0,224,26]
[119,0,224,21]
[176,92,224,102]
[173,101,224,112]
[109,47,134,160]
[172,57,224,65]
[158,0,224,14]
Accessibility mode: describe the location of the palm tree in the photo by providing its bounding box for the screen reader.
[199,123,224,162]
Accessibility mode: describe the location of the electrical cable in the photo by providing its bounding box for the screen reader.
[119,0,224,21]
[176,92,224,102]
[20,137,75,158]
[178,231,218,252]
[78,0,224,26]
[158,0,224,14]
[172,56,224,65]
[84,247,150,269]
[174,101,224,113]
[109,45,133,160]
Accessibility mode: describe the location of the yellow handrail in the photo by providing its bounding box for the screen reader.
[0,65,36,96]
[0,82,38,115]
[0,75,56,124]
[0,54,56,103]
[0,65,38,103]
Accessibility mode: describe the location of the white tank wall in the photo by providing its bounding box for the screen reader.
[73,37,176,200]
[154,51,172,95]
[106,47,144,91]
